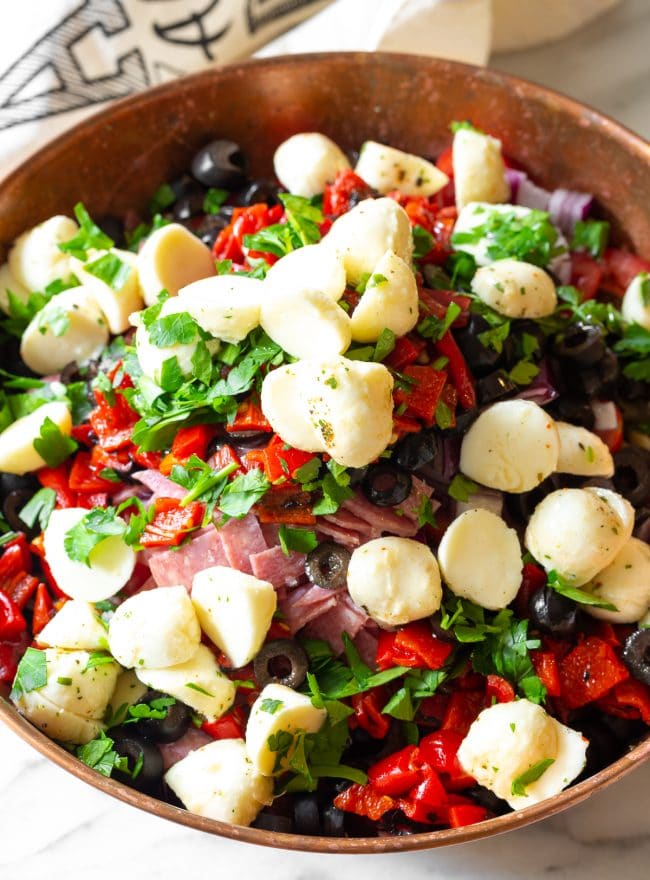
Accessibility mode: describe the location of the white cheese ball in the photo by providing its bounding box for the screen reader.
[9,215,78,291]
[37,600,108,652]
[273,132,350,197]
[438,509,522,610]
[323,198,413,286]
[460,400,560,493]
[355,141,448,197]
[14,690,104,744]
[0,261,30,313]
[524,487,635,586]
[452,129,510,211]
[264,243,346,302]
[347,536,442,626]
[260,286,351,360]
[0,401,72,475]
[246,684,327,775]
[44,507,137,602]
[621,272,650,331]
[136,643,235,721]
[457,699,587,810]
[192,566,277,669]
[555,422,614,477]
[471,259,557,319]
[108,586,201,669]
[261,356,394,468]
[20,287,109,375]
[137,223,215,306]
[585,538,650,623]
[178,274,262,343]
[350,249,419,343]
[165,739,274,826]
[71,248,143,334]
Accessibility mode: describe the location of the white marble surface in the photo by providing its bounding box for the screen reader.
[1,2,649,878]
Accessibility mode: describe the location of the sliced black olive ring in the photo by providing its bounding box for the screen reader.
[254,639,309,689]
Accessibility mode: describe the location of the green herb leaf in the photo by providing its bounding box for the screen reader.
[58,203,114,261]
[83,651,116,672]
[76,730,129,777]
[373,328,396,363]
[508,360,540,386]
[12,647,47,696]
[448,474,479,503]
[18,487,56,531]
[417,302,462,342]
[450,120,484,134]
[203,188,228,214]
[218,469,270,518]
[570,220,610,259]
[84,252,132,290]
[33,416,78,467]
[412,225,434,260]
[547,569,618,611]
[511,758,555,797]
[149,182,176,216]
[64,507,127,566]
[260,698,284,714]
[278,525,318,556]
[148,311,199,347]
[452,208,563,268]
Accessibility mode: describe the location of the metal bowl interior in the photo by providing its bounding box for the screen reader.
[0,51,648,852]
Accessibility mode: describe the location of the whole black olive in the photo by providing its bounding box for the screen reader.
[254,639,309,689]
[112,732,164,793]
[393,429,438,472]
[566,347,619,396]
[528,586,580,638]
[132,691,191,743]
[94,214,126,248]
[505,475,561,523]
[305,541,351,590]
[612,446,650,507]
[466,786,510,816]
[476,370,517,405]
[194,211,232,248]
[454,314,502,377]
[616,373,649,402]
[554,321,605,366]
[3,489,39,539]
[573,715,623,778]
[191,139,247,189]
[253,812,294,833]
[214,431,270,451]
[237,180,283,207]
[173,190,206,222]
[550,394,595,430]
[293,795,321,835]
[0,472,39,496]
[362,462,412,507]
[321,805,346,837]
[346,466,368,487]
[622,629,650,686]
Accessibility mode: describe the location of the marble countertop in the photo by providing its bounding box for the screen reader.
[1,2,649,878]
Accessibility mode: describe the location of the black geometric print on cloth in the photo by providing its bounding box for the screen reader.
[0,0,149,131]
[152,0,232,62]
[246,0,325,34]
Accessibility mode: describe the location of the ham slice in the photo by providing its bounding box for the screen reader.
[218,514,267,574]
[302,593,369,654]
[147,527,229,589]
[341,492,419,538]
[132,469,186,501]
[396,476,439,524]
[250,545,306,588]
[159,727,213,770]
[279,584,341,634]
[317,521,363,549]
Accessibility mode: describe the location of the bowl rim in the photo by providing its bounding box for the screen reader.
[0,51,648,852]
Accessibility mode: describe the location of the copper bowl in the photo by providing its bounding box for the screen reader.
[0,52,648,852]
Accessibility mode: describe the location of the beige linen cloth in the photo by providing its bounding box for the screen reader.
[0,0,619,178]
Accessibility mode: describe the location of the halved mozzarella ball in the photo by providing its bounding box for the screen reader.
[37,600,108,651]
[621,272,650,330]
[438,509,522,610]
[20,287,109,375]
[453,203,544,267]
[460,400,559,493]
[261,357,394,468]
[452,129,509,210]
[14,690,104,744]
[0,401,72,475]
[273,132,350,197]
[134,298,215,384]
[9,215,78,291]
[260,287,351,359]
[192,566,276,669]
[165,739,273,826]
[137,223,215,306]
[471,259,557,318]
[347,537,442,626]
[355,141,448,197]
[105,669,148,723]
[457,699,587,810]
[350,249,418,343]
[136,644,235,721]
[265,244,346,302]
[177,274,261,343]
[585,538,650,623]
[44,507,137,602]
[108,586,201,669]
[71,249,143,334]
[555,422,614,477]
[524,487,634,585]
[246,684,327,775]
[323,198,413,286]
[0,262,30,313]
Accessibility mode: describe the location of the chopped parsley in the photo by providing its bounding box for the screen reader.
[64,507,128,566]
[452,207,564,268]
[260,698,284,714]
[11,647,47,697]
[511,758,555,797]
[448,474,479,503]
[203,187,228,214]
[547,569,618,611]
[278,525,318,556]
[417,302,461,342]
[570,219,610,259]
[76,731,129,778]
[84,252,132,290]
[33,417,78,467]
[18,487,56,531]
[58,203,114,261]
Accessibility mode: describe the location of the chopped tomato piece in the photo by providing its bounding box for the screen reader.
[569,251,603,300]
[558,636,629,709]
[602,247,650,293]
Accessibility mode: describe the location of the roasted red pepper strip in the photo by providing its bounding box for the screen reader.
[597,679,650,725]
[351,689,390,739]
[140,498,205,548]
[5,572,39,611]
[333,783,396,821]
[485,675,516,704]
[323,170,375,217]
[37,464,77,509]
[558,636,630,709]
[202,706,246,740]
[513,562,547,619]
[400,767,447,823]
[69,451,116,493]
[434,331,477,411]
[367,745,421,796]
[385,335,427,371]
[531,651,561,698]
[376,622,453,671]
[171,424,214,461]
[31,583,53,635]
[0,536,32,579]
[226,399,272,434]
[255,434,317,483]
[447,804,489,828]
[0,631,29,683]
[393,366,447,426]
[418,729,475,790]
[441,690,485,737]
[0,591,27,638]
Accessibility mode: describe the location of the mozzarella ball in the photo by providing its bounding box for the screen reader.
[165,738,273,826]
[524,487,635,585]
[621,272,650,330]
[14,690,104,744]
[452,129,509,211]
[438,509,522,610]
[192,566,276,669]
[136,643,235,721]
[350,249,419,343]
[9,215,78,291]
[585,538,650,623]
[471,259,557,318]
[0,262,30,313]
[0,401,72,475]
[460,400,560,493]
[44,507,137,602]
[457,699,587,810]
[246,684,327,775]
[20,287,109,375]
[137,223,215,306]
[273,132,350,197]
[260,286,351,359]
[134,297,216,384]
[355,141,448,197]
[555,422,614,477]
[71,248,143,334]
[37,600,108,651]
[347,537,442,626]
[323,198,413,286]
[261,357,394,468]
[265,243,346,302]
[453,203,546,267]
[108,586,201,669]
[178,274,262,343]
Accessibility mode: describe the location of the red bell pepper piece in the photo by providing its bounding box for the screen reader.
[334,783,396,821]
[351,689,391,739]
[0,535,32,579]
[171,424,214,461]
[393,365,447,426]
[89,388,138,451]
[255,434,316,483]
[597,679,650,725]
[400,767,447,823]
[447,804,489,828]
[202,706,246,740]
[385,335,427,371]
[559,636,630,709]
[376,622,453,671]
[140,498,205,548]
[367,745,421,796]
[436,146,454,177]
[323,169,375,217]
[226,399,272,434]
[69,451,116,493]
[0,631,30,683]
[392,415,423,437]
[441,690,485,737]
[37,464,77,509]
[5,572,39,610]
[434,331,477,411]
[602,247,650,294]
[485,675,516,704]
[531,651,561,698]
[569,251,604,300]
[31,583,53,636]
[0,591,27,638]
[420,287,471,318]
[418,729,475,791]
[131,449,163,470]
[210,444,243,474]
